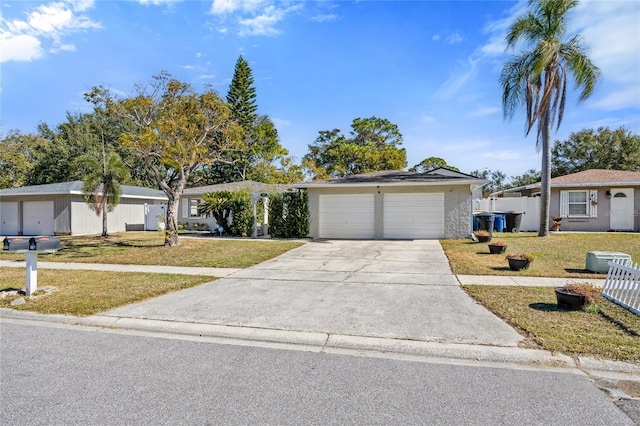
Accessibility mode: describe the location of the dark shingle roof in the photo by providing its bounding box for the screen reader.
[296,168,483,187]
[0,181,167,200]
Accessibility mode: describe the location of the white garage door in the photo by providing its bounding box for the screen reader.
[0,202,19,236]
[319,194,374,239]
[23,201,54,236]
[384,193,444,239]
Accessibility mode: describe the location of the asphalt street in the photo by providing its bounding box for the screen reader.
[1,321,634,426]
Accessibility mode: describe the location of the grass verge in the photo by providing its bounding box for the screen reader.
[441,232,640,278]
[1,232,303,268]
[464,285,640,364]
[0,269,211,316]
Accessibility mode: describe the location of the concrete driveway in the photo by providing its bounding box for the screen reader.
[105,240,522,347]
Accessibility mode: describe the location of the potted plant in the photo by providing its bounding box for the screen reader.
[488,239,507,254]
[474,230,492,243]
[551,216,562,231]
[506,253,533,271]
[554,283,600,310]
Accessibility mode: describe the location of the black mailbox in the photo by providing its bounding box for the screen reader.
[28,237,61,251]
[3,237,31,251]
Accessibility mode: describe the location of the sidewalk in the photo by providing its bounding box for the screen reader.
[1,259,607,286]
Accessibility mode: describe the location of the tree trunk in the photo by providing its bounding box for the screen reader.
[538,108,552,237]
[165,194,181,246]
[102,207,108,237]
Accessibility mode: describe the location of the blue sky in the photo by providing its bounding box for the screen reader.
[1,0,639,179]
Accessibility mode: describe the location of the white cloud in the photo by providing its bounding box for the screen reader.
[420,115,436,123]
[312,14,338,23]
[209,1,302,36]
[432,34,441,41]
[470,106,500,117]
[434,57,478,100]
[0,0,102,63]
[481,152,521,161]
[446,32,463,44]
[271,117,291,128]
[210,0,266,15]
[0,34,43,62]
[573,1,640,111]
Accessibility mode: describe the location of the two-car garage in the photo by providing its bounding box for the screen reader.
[318,192,445,239]
[299,169,485,240]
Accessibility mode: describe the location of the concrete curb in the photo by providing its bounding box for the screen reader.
[4,308,638,376]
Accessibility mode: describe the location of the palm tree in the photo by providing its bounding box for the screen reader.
[501,0,600,236]
[80,151,130,237]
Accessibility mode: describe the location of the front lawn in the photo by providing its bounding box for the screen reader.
[464,285,640,364]
[1,232,303,268]
[441,232,640,278]
[0,269,211,316]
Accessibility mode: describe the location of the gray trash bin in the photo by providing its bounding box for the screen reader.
[476,212,495,236]
[505,212,523,233]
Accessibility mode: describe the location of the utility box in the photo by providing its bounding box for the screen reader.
[3,237,31,251]
[586,251,632,273]
[28,237,61,252]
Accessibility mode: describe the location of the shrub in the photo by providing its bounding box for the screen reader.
[489,239,507,246]
[269,190,309,238]
[562,282,601,304]
[199,189,253,237]
[474,230,490,237]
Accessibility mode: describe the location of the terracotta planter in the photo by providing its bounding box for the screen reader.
[488,244,507,254]
[507,258,530,271]
[554,287,587,310]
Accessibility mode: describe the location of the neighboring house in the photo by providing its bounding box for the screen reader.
[293,168,486,239]
[491,169,640,232]
[180,180,292,231]
[0,181,167,236]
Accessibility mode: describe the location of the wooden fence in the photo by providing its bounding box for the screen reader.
[602,259,640,316]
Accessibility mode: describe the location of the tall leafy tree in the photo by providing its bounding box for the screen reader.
[552,127,640,176]
[87,72,243,246]
[302,117,407,179]
[227,55,258,129]
[0,130,44,189]
[409,157,460,173]
[470,169,508,197]
[199,55,298,184]
[509,168,541,188]
[501,0,600,236]
[78,151,130,237]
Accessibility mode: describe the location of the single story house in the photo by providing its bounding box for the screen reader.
[293,168,486,239]
[491,169,640,232]
[0,181,167,236]
[180,180,292,232]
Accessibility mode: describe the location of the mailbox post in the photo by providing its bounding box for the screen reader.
[3,236,61,296]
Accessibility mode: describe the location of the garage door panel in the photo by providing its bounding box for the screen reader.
[0,202,19,235]
[384,193,444,239]
[319,194,374,239]
[23,201,54,236]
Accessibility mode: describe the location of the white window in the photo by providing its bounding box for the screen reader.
[568,191,588,216]
[560,189,597,218]
[189,199,202,218]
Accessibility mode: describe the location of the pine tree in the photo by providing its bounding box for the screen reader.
[227,55,258,129]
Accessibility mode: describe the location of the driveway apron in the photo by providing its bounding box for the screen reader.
[105,240,522,346]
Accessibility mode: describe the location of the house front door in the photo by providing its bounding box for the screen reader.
[609,188,634,231]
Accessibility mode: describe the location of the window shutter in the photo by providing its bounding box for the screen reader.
[182,198,189,219]
[589,189,598,218]
[559,190,569,218]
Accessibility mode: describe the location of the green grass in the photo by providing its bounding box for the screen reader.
[441,232,640,278]
[1,232,303,268]
[0,269,211,316]
[464,285,640,364]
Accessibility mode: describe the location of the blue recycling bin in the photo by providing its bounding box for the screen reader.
[493,213,505,232]
[473,215,479,231]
